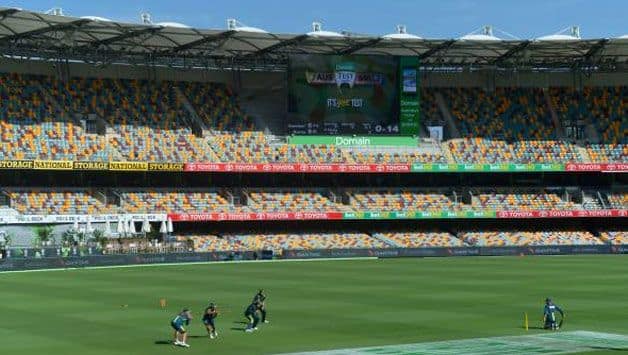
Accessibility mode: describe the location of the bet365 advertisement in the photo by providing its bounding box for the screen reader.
[287,55,419,135]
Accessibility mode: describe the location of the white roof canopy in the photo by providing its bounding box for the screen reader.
[0,8,624,68]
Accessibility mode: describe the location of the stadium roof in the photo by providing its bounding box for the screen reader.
[0,7,626,70]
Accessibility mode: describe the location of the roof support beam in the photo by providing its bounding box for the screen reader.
[250,34,309,57]
[0,8,20,18]
[582,39,609,62]
[338,38,382,55]
[419,39,455,60]
[0,18,90,43]
[169,30,236,53]
[85,26,163,48]
[493,40,530,65]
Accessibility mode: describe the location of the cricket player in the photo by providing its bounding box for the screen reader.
[203,303,219,339]
[244,300,261,333]
[543,298,564,330]
[253,289,269,324]
[171,309,192,347]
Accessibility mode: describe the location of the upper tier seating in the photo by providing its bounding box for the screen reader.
[442,87,555,140]
[0,74,107,161]
[179,82,253,132]
[54,77,214,162]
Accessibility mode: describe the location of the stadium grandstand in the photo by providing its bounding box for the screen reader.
[0,7,625,265]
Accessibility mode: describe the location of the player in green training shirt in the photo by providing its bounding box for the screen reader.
[543,298,564,330]
[170,309,192,347]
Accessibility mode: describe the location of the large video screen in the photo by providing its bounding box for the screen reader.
[287,55,401,135]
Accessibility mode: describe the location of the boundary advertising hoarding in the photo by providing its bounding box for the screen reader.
[1,246,625,271]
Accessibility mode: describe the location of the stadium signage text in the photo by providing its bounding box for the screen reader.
[167,209,626,222]
[109,162,149,171]
[0,214,167,225]
[0,160,33,169]
[72,161,109,170]
[0,160,625,173]
[33,160,73,170]
[148,162,184,171]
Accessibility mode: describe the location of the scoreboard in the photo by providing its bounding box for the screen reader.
[287,55,419,135]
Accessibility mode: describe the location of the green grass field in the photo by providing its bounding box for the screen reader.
[1,255,627,355]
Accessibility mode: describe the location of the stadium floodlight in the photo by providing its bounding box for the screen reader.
[307,21,343,37]
[459,25,502,41]
[537,26,581,41]
[382,24,422,40]
[44,7,63,16]
[140,12,152,24]
[226,18,268,33]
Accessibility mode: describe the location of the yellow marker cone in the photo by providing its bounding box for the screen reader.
[160,298,167,308]
[524,312,529,331]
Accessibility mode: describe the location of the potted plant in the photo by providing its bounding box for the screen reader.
[34,225,55,246]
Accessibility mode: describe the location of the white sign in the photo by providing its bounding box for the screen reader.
[427,126,444,141]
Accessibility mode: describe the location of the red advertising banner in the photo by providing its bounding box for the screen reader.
[565,163,628,173]
[495,209,627,218]
[168,212,345,222]
[183,163,411,173]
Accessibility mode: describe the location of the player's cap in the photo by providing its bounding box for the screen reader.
[545,298,552,303]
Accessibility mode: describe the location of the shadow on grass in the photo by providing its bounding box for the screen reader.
[233,321,248,324]
[230,327,247,331]
[154,340,173,345]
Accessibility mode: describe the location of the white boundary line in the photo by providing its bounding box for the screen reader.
[280,331,628,355]
[0,257,378,274]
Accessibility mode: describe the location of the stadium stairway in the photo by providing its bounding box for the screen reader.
[370,233,403,247]
[577,146,592,163]
[104,131,125,161]
[435,91,461,139]
[542,88,566,139]
[172,86,208,134]
[441,142,456,163]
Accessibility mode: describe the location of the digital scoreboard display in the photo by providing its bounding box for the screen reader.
[287,55,416,135]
